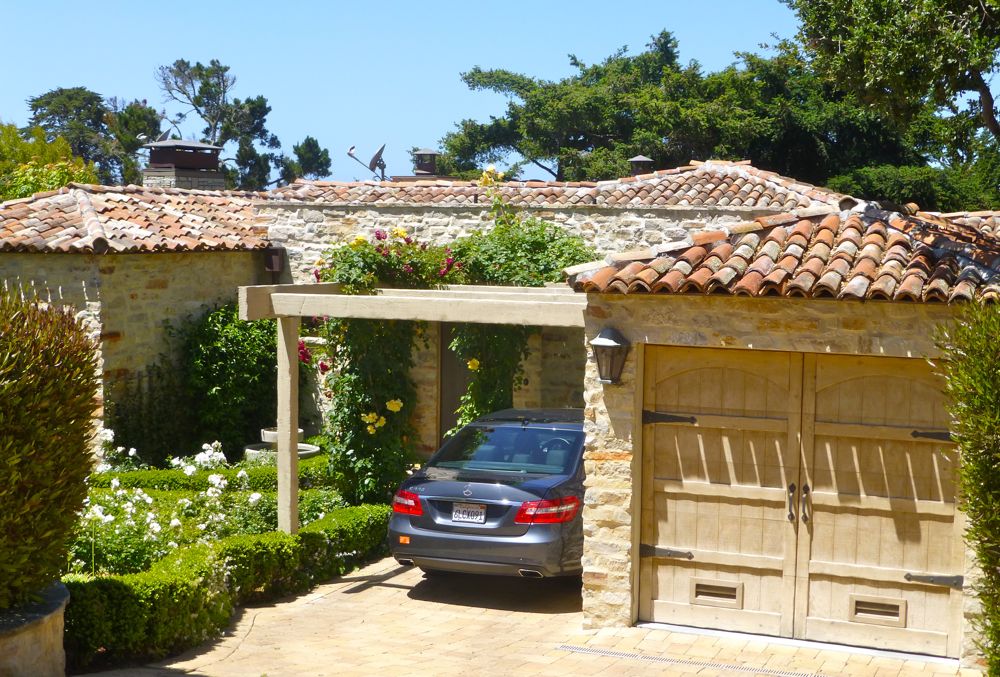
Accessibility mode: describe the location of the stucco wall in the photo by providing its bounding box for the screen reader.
[579,294,977,664]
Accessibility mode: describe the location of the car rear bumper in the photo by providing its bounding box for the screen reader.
[388,515,581,578]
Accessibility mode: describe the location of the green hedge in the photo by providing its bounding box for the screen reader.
[88,454,334,491]
[63,504,391,672]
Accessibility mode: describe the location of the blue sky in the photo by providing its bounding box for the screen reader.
[0,1,800,182]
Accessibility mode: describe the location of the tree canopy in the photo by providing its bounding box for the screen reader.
[155,59,331,189]
[784,0,1000,143]
[440,27,999,211]
[442,32,921,185]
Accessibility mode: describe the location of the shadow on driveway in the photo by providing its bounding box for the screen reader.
[406,569,582,614]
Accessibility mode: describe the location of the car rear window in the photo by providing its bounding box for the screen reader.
[428,425,584,475]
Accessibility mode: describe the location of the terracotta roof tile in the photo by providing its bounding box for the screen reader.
[269,161,847,210]
[0,184,273,254]
[568,206,1000,303]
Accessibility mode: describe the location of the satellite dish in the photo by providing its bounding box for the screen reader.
[155,129,170,142]
[368,144,386,172]
[347,145,357,158]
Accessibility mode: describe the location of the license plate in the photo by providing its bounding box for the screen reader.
[452,502,486,524]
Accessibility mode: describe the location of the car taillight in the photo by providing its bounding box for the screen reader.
[393,489,423,516]
[514,496,580,524]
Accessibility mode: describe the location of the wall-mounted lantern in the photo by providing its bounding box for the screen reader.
[590,326,630,384]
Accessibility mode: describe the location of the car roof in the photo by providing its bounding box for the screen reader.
[473,408,584,426]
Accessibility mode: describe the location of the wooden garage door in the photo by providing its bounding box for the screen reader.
[640,347,963,657]
[639,347,804,636]
[796,354,963,657]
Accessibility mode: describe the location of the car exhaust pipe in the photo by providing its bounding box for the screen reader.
[396,558,414,566]
[518,569,543,578]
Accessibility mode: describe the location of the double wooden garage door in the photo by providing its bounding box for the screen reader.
[639,347,964,657]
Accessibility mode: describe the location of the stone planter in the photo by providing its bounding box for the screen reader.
[244,442,322,462]
[0,582,69,677]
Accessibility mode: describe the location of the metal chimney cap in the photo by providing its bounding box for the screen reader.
[142,139,223,151]
[628,155,653,162]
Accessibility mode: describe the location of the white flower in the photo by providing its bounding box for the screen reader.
[169,518,181,528]
[236,469,248,480]
[201,442,214,452]
[149,521,162,533]
[123,501,135,514]
[197,523,207,531]
[207,474,228,490]
[206,487,221,498]
[183,465,196,476]
[144,495,153,505]
[110,478,120,489]
[248,492,262,505]
[95,462,111,473]
[177,498,192,508]
[96,427,114,444]
[169,457,182,468]
[167,541,178,548]
[127,448,137,457]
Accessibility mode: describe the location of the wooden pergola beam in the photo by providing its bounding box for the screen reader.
[237,282,586,534]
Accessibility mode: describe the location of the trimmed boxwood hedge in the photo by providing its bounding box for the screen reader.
[88,453,334,491]
[63,504,391,672]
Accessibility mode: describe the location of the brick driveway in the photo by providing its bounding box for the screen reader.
[91,557,977,677]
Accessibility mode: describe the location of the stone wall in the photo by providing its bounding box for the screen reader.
[579,294,977,663]
[98,251,266,390]
[260,202,780,284]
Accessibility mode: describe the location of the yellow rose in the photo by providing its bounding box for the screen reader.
[391,226,408,239]
[386,399,403,412]
[467,358,480,371]
[377,416,386,428]
[366,425,376,435]
[351,235,367,247]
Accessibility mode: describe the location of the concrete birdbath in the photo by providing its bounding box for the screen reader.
[244,427,321,461]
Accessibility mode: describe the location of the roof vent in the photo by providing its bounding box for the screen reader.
[628,155,654,176]
[413,148,441,176]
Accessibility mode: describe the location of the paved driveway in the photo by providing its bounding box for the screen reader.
[90,557,976,677]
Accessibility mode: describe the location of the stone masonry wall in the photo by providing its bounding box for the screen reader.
[98,251,265,394]
[260,202,780,284]
[580,295,974,661]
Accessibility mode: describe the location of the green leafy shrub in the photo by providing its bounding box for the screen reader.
[0,290,99,610]
[938,303,1000,669]
[89,453,334,491]
[179,302,279,459]
[63,504,391,671]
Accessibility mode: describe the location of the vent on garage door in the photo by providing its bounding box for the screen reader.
[690,579,744,609]
[849,595,907,628]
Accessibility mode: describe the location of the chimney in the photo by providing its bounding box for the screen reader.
[142,140,226,190]
[628,155,654,176]
[413,148,441,176]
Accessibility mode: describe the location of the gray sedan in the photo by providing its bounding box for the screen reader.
[388,409,585,578]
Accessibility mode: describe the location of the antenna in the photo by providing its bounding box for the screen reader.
[346,143,387,181]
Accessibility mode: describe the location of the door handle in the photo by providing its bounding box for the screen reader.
[787,483,797,522]
[800,484,811,523]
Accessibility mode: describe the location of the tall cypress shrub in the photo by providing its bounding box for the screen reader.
[0,290,99,609]
[939,302,1000,669]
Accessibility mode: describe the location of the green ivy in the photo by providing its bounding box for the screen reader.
[938,302,1000,669]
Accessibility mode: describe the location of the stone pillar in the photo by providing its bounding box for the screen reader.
[580,309,639,628]
[0,582,70,677]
